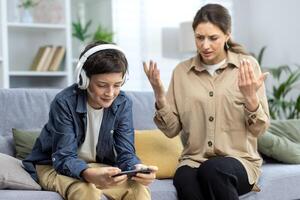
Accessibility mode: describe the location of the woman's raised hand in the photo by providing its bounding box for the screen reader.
[143,61,167,108]
[238,59,269,111]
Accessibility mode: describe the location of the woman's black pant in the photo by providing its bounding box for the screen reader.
[173,157,253,200]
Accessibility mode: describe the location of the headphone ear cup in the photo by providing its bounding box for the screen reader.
[78,70,89,90]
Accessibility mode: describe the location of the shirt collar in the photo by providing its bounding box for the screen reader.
[227,50,241,68]
[187,50,241,73]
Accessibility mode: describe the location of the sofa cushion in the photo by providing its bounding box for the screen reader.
[0,190,64,200]
[12,128,40,160]
[0,153,41,190]
[0,135,15,156]
[258,119,300,164]
[10,128,183,179]
[149,179,177,200]
[135,130,183,179]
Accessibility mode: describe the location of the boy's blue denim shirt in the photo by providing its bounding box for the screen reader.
[23,84,140,182]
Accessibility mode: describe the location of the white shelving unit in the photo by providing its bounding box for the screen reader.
[0,0,3,88]
[0,53,2,89]
[0,0,72,88]
[7,22,66,29]
[0,0,8,89]
[0,0,113,89]
[9,71,68,76]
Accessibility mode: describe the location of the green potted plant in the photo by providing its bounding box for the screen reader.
[92,25,114,43]
[19,0,40,9]
[252,46,300,119]
[266,65,300,119]
[72,19,92,43]
[18,0,40,23]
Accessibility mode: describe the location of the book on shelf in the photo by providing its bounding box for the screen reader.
[41,46,57,71]
[31,45,52,71]
[31,47,44,71]
[31,46,48,71]
[48,46,66,71]
[30,45,66,72]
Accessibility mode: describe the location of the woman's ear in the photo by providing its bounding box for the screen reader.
[225,33,231,42]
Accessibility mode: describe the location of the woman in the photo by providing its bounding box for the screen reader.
[143,4,269,200]
[23,41,157,200]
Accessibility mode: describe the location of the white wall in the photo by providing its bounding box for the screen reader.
[233,0,300,68]
[112,0,232,91]
[112,0,300,91]
[112,0,203,91]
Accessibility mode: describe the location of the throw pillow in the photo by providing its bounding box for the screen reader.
[258,119,300,164]
[135,129,183,179]
[12,128,40,160]
[0,153,41,190]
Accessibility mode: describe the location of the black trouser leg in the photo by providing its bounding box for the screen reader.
[197,156,253,200]
[173,165,205,200]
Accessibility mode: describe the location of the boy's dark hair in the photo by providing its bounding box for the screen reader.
[80,40,128,78]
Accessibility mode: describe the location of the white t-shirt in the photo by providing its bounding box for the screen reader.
[77,103,103,162]
[201,58,226,76]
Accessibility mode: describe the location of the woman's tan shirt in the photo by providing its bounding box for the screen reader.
[154,51,270,188]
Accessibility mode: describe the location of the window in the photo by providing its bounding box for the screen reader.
[112,0,232,91]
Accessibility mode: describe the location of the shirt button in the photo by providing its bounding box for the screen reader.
[209,116,214,122]
[248,119,254,126]
[209,91,214,97]
[52,157,56,162]
[110,130,114,134]
[208,141,213,147]
[251,114,256,119]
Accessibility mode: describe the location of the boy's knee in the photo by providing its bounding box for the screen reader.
[129,181,151,200]
[67,181,102,200]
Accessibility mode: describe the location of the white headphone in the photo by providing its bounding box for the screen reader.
[75,44,126,90]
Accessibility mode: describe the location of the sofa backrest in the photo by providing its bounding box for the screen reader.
[0,88,156,156]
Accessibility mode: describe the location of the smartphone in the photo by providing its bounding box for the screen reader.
[112,168,153,178]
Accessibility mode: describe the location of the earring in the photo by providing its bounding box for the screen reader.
[225,41,230,50]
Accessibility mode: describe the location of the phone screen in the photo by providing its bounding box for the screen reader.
[112,168,152,177]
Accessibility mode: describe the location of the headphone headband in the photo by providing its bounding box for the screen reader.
[75,44,126,89]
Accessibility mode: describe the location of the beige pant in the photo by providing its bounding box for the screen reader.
[36,164,151,200]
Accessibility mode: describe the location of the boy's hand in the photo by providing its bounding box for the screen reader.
[82,167,128,189]
[131,164,158,186]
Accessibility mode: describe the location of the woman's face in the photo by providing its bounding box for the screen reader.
[194,22,230,65]
[87,72,123,109]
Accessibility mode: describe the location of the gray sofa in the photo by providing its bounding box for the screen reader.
[1,88,300,200]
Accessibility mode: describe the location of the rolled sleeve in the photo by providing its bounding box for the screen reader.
[154,103,181,138]
[52,153,88,180]
[244,103,270,137]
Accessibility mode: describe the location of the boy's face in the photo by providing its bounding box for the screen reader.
[87,72,123,109]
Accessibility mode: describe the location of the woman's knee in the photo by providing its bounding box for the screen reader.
[174,166,201,191]
[197,157,239,187]
[197,157,225,183]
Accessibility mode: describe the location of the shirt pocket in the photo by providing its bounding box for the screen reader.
[221,87,246,132]
[180,95,207,132]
